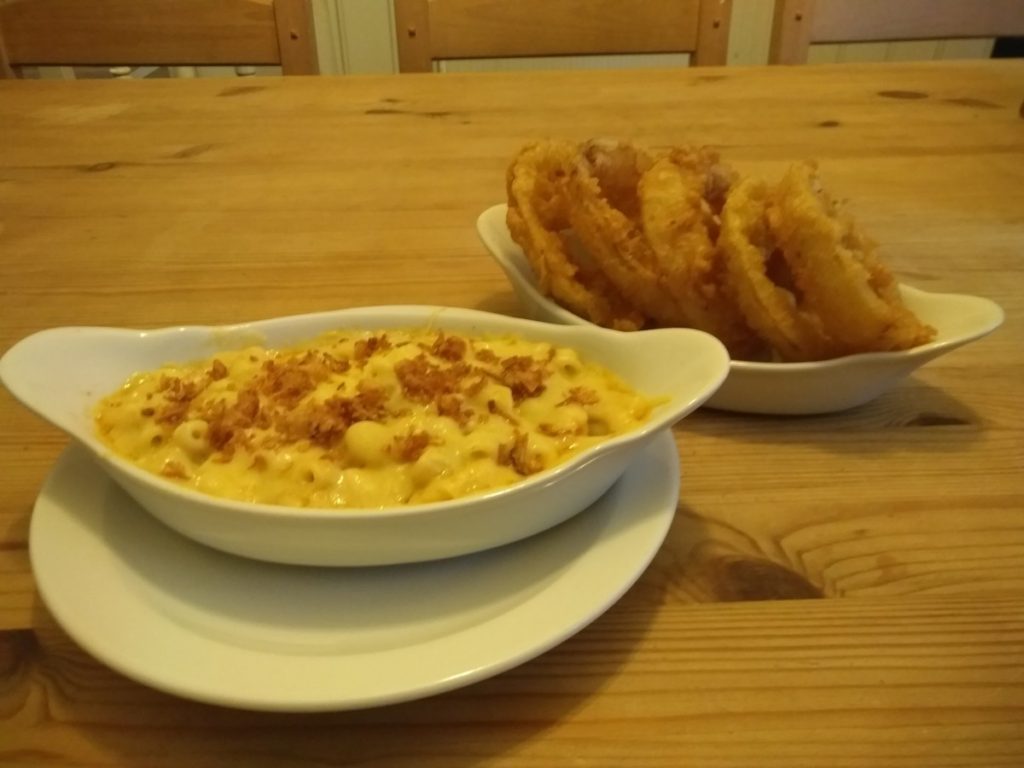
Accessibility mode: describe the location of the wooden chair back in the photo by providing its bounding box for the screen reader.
[770,0,1024,64]
[0,0,318,77]
[393,0,733,72]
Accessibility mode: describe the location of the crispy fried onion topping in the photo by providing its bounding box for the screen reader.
[146,333,554,469]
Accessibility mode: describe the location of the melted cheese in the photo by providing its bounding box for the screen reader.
[94,329,655,508]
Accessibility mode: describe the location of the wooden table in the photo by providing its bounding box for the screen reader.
[2,60,1022,766]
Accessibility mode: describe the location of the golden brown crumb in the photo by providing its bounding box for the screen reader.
[499,356,547,400]
[158,375,200,401]
[156,399,192,425]
[200,388,262,453]
[559,386,600,406]
[209,359,229,380]
[431,333,467,362]
[306,389,385,447]
[395,355,462,402]
[390,430,432,462]
[160,459,190,479]
[436,392,472,427]
[354,334,392,362]
[235,388,261,421]
[474,348,499,364]
[257,361,316,406]
[497,431,542,475]
[314,351,351,375]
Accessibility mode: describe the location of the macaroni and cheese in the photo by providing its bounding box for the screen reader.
[94,329,656,508]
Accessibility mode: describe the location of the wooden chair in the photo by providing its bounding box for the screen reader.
[393,0,733,72]
[0,0,318,78]
[769,0,1024,64]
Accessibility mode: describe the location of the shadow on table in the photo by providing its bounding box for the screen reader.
[684,378,986,456]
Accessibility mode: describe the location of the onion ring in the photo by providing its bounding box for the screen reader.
[506,141,645,331]
[719,176,834,361]
[567,141,691,328]
[639,150,765,358]
[769,163,935,354]
[502,139,935,363]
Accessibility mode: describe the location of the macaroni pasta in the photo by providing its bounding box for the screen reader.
[94,329,656,508]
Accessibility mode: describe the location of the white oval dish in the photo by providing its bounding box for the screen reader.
[1,305,728,566]
[477,204,1004,415]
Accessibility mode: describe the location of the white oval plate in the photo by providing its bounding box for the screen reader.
[478,204,1004,415]
[30,431,678,712]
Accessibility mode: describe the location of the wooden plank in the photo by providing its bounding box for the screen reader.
[769,0,814,64]
[427,0,701,60]
[0,19,13,77]
[1,596,1022,766]
[694,0,733,66]
[273,0,319,73]
[0,0,282,66]
[394,0,433,72]
[395,0,728,72]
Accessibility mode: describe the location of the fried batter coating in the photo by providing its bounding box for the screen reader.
[769,163,935,354]
[579,138,654,220]
[639,150,764,358]
[719,177,834,361]
[506,141,645,331]
[568,145,688,328]
[503,138,934,362]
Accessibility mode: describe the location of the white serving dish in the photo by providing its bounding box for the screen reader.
[1,305,728,566]
[477,204,1004,415]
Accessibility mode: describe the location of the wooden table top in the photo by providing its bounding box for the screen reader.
[1,60,1022,766]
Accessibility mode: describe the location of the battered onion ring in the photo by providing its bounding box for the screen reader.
[504,138,934,363]
[639,150,764,358]
[567,141,690,328]
[506,141,645,331]
[719,176,834,361]
[579,138,653,220]
[769,163,935,354]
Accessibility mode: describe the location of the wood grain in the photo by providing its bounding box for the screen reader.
[0,61,1023,765]
[0,0,318,73]
[1,598,1022,767]
[394,0,707,72]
